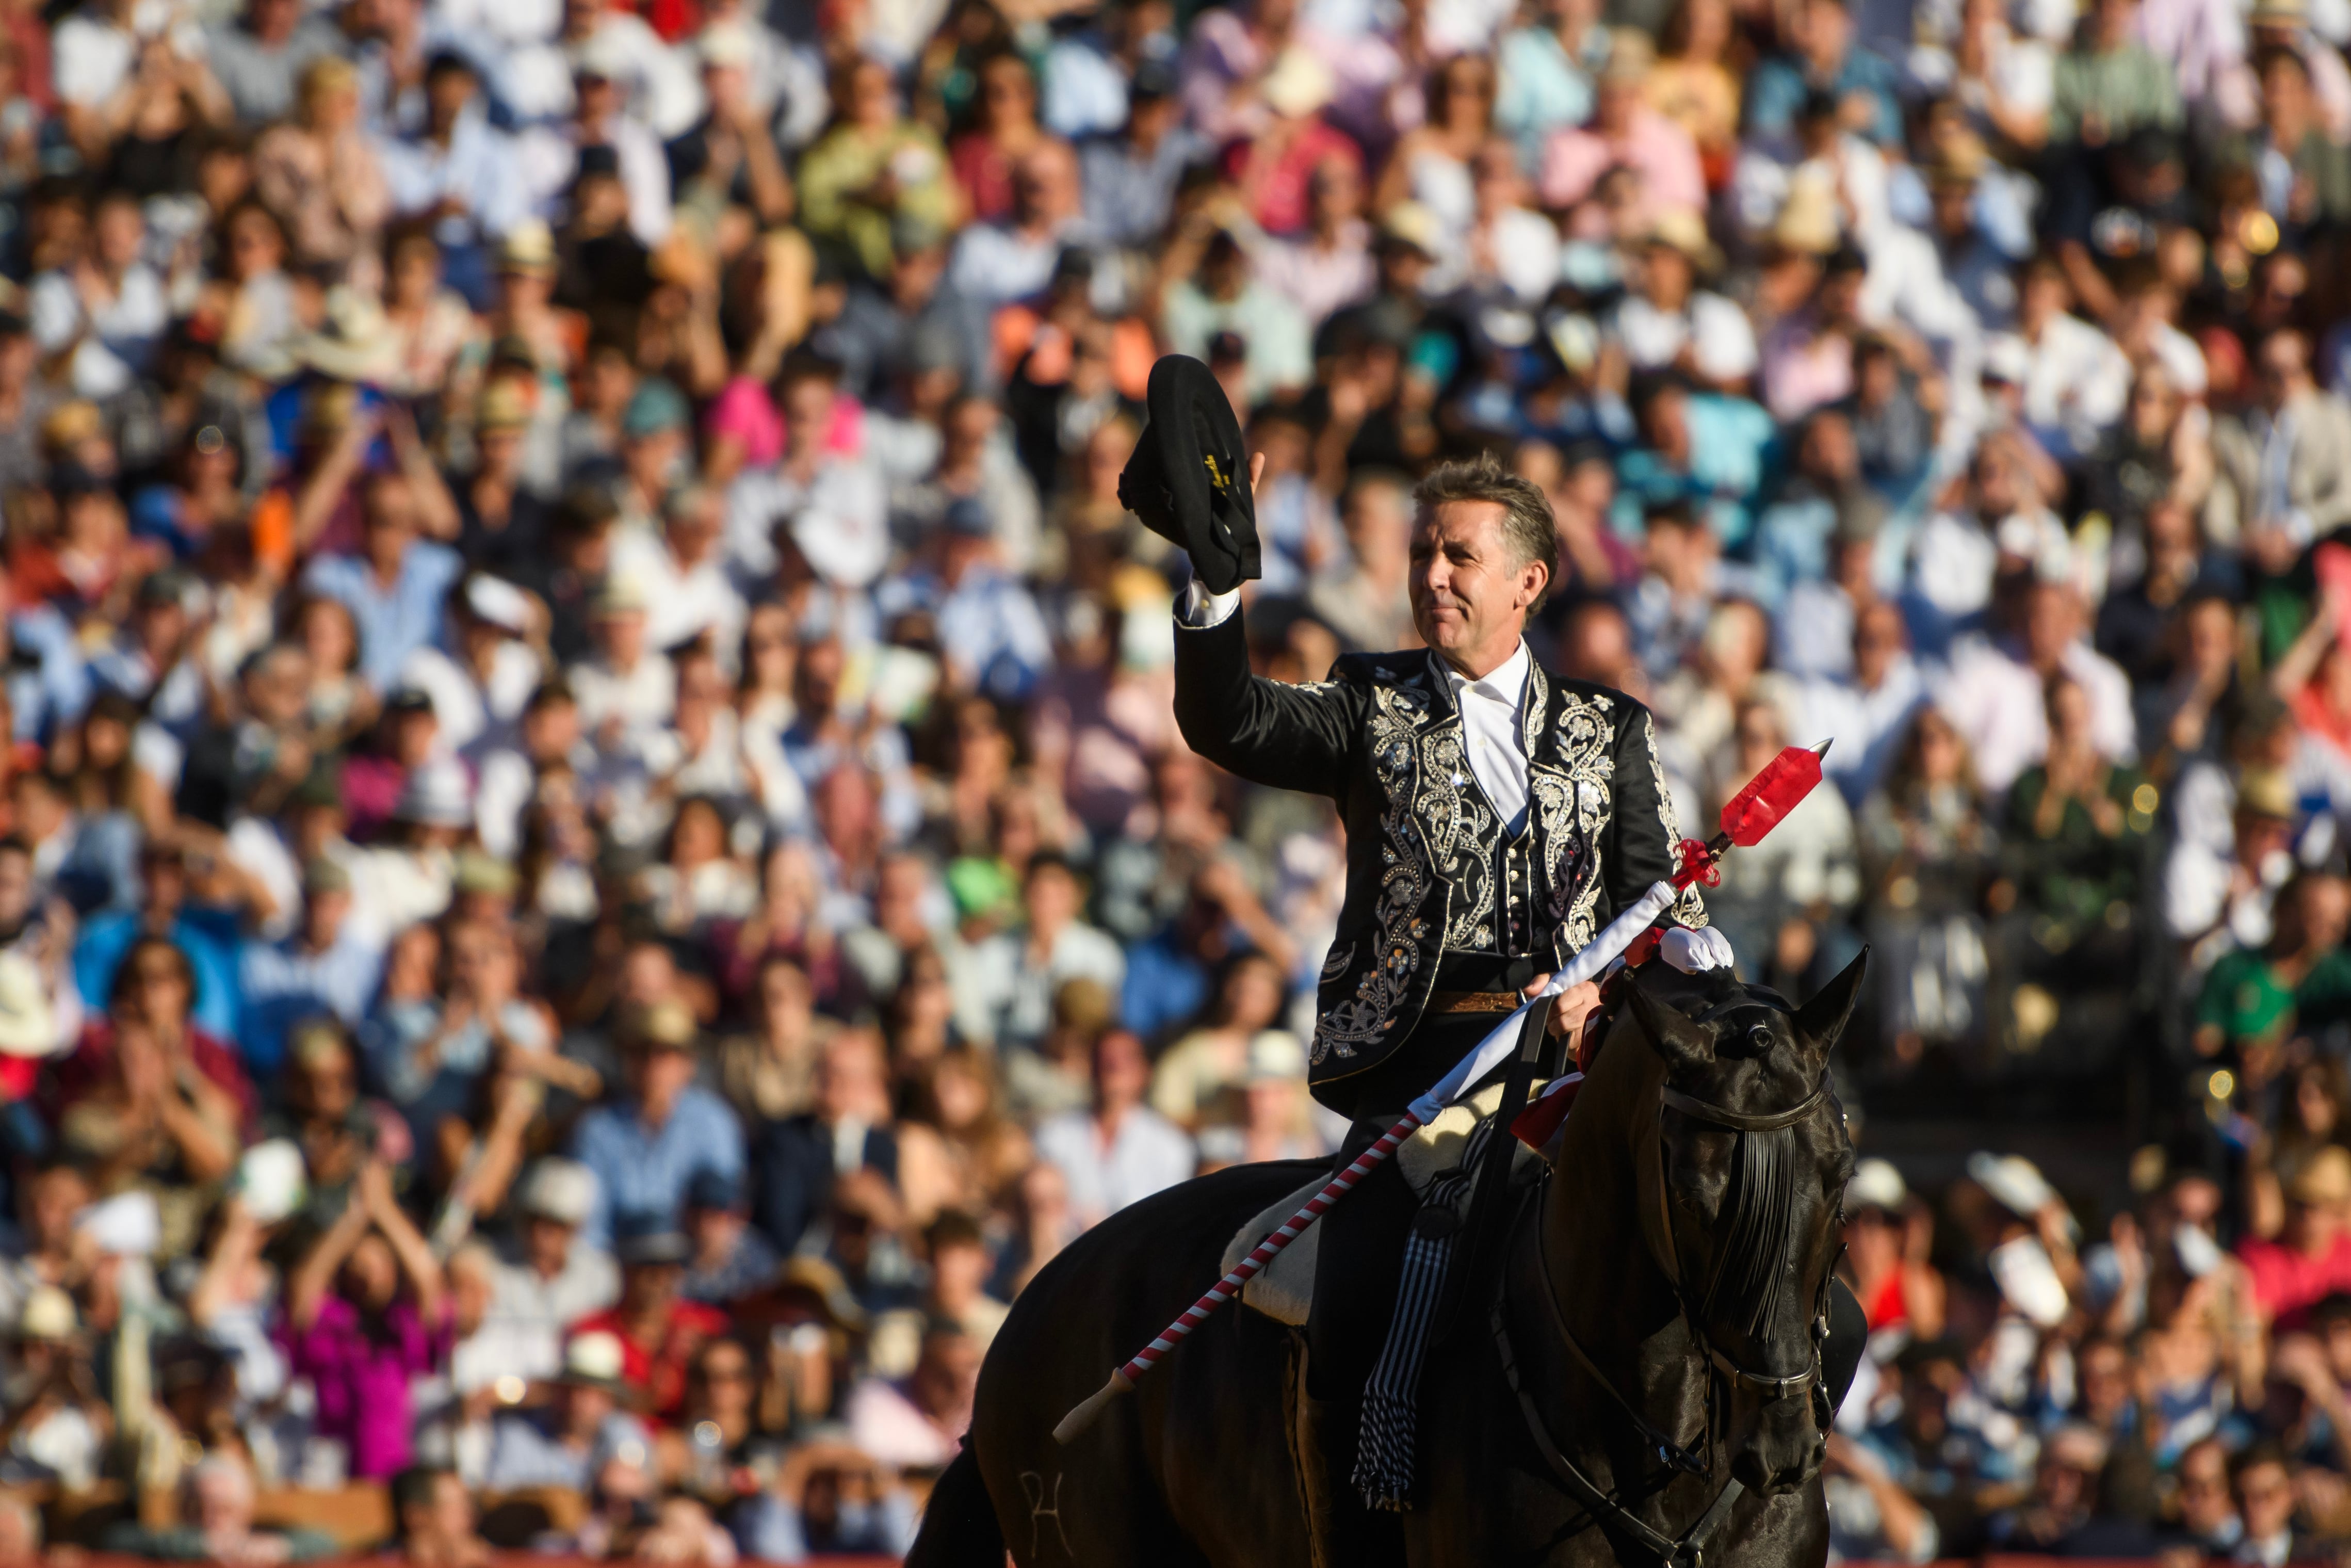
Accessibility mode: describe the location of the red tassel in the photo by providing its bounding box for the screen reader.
[1672,838,1722,890]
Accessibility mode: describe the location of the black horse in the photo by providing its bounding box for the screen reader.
[912,955,1862,1568]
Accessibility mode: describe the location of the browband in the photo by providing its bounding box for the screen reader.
[1658,1078,1828,1134]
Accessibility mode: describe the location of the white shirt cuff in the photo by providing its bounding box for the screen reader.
[1177,580,1242,628]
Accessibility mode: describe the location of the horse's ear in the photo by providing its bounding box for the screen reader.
[1794,948,1868,1059]
[1628,983,1714,1074]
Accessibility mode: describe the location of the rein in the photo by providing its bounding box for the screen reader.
[1490,1062,1835,1568]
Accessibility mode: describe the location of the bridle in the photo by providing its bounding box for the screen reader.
[1655,1075,1840,1416]
[1489,1010,1844,1568]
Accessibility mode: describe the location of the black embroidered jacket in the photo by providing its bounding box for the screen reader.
[1173,611,1705,1096]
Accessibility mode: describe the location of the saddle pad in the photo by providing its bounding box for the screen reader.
[1219,1079,1550,1328]
[1221,1178,1326,1326]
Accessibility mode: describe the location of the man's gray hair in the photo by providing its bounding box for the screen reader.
[1413,454,1559,610]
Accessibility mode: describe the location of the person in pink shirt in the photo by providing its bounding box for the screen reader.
[2237,1146,2351,1334]
[1538,31,1706,220]
[280,1160,450,1480]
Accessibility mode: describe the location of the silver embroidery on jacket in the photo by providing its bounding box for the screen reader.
[1537,691,1616,951]
[1313,678,1438,1065]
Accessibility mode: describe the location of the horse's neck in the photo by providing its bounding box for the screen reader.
[1539,1057,1704,1454]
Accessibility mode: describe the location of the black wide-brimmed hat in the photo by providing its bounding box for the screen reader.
[1118,354,1260,595]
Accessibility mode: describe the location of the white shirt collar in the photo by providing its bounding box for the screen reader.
[1442,640,1533,712]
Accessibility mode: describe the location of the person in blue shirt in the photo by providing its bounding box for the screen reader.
[238,858,383,1080]
[1743,0,1904,151]
[571,998,745,1247]
[74,839,246,1047]
[1610,374,1778,550]
[299,469,464,695]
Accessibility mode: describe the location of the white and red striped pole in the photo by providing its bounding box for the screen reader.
[1049,1108,1432,1442]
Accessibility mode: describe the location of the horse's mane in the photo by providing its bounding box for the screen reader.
[1570,962,1812,1342]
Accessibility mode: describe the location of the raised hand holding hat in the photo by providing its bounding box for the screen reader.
[1119,355,1262,595]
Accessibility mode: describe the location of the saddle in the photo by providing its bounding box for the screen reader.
[1219,1080,1551,1326]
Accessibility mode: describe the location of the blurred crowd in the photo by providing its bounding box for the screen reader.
[0,0,2349,1545]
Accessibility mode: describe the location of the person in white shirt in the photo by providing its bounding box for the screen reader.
[477,1159,621,1382]
[400,574,544,755]
[27,189,168,400]
[1604,214,1759,385]
[724,353,891,587]
[1033,1029,1196,1231]
[566,579,677,742]
[1798,600,1926,803]
[611,486,748,661]
[1933,578,2136,794]
[956,855,1127,1050]
[2014,256,2132,460]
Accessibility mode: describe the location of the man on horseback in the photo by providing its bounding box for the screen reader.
[1162,402,1708,1557]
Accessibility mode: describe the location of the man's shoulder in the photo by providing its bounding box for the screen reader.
[1327,648,1429,688]
[1543,671,1652,730]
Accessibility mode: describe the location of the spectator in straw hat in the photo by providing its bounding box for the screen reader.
[572,999,744,1247]
[479,1157,618,1381]
[0,1285,105,1487]
[482,1328,652,1492]
[2240,1145,2351,1330]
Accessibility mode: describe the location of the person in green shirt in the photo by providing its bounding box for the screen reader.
[2049,0,2182,145]
[2195,871,2351,1057]
[796,55,962,279]
[2002,674,2153,942]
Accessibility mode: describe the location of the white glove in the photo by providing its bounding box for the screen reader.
[1660,926,1736,974]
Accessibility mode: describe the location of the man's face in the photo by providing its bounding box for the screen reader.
[563,1382,614,1432]
[426,1473,475,1544]
[193,1469,253,1538]
[666,495,723,564]
[364,483,417,563]
[427,65,475,124]
[1801,0,1850,63]
[0,851,32,931]
[305,888,350,948]
[249,0,299,40]
[2024,584,2077,670]
[25,1168,89,1252]
[2238,1460,2295,1539]
[2259,333,2309,409]
[813,1039,879,1121]
[626,1043,695,1105]
[1408,499,1542,661]
[93,201,143,271]
[1854,602,1904,686]
[1025,866,1079,932]
[623,1259,681,1313]
[575,171,630,231]
[2179,1445,2236,1533]
[1093,1031,1149,1106]
[526,1215,575,1272]
[597,608,647,667]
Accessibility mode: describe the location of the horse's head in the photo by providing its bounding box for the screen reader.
[1622,952,1863,1497]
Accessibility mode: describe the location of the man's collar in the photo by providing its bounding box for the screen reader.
[1440,639,1533,707]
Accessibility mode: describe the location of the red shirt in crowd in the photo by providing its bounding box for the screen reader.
[2236,1231,2351,1331]
[569,1300,731,1421]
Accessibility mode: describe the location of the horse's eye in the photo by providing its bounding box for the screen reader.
[1746,1023,1773,1053]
